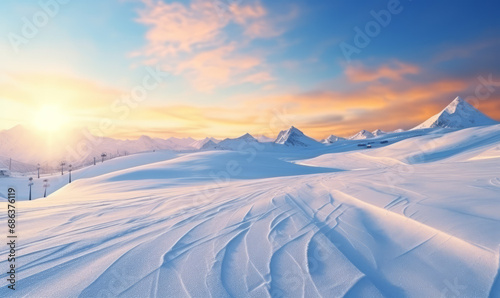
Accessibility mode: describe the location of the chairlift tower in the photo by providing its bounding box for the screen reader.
[28,177,34,201]
[43,179,50,198]
[60,161,66,175]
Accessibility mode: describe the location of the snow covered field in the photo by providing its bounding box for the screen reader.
[0,122,499,297]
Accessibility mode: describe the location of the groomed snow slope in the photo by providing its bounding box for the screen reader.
[1,126,500,297]
[0,150,181,201]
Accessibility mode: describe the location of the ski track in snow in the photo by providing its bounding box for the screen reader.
[0,125,499,297]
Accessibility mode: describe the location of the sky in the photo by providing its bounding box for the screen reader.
[1,0,500,140]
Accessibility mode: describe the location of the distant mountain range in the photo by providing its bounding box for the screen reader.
[0,126,220,170]
[201,133,258,150]
[1,96,497,170]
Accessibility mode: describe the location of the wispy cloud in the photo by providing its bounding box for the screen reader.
[432,39,500,63]
[132,0,295,91]
[175,43,262,91]
[230,2,297,39]
[134,0,227,57]
[345,61,420,83]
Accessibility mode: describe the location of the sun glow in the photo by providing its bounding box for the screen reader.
[33,106,70,132]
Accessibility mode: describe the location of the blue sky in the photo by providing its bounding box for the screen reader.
[1,0,499,139]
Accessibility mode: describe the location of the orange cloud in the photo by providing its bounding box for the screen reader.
[229,2,266,24]
[112,104,274,139]
[241,71,276,84]
[134,0,227,58]
[175,44,265,91]
[230,2,296,39]
[345,61,420,83]
[133,0,295,91]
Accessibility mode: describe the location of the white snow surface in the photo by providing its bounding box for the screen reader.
[0,125,500,297]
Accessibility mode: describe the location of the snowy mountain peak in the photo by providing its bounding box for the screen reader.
[322,135,345,144]
[275,126,320,147]
[414,96,498,130]
[200,140,218,150]
[445,96,466,113]
[372,129,386,136]
[238,133,257,141]
[1,124,33,138]
[201,133,258,150]
[349,130,375,140]
[138,135,153,142]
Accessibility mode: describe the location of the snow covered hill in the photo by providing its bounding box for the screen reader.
[0,150,181,200]
[0,95,499,297]
[414,96,498,129]
[0,123,499,297]
[274,126,320,147]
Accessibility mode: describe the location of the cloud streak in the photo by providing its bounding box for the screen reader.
[133,0,294,91]
[345,61,420,83]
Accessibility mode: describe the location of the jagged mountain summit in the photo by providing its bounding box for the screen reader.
[321,135,345,144]
[414,96,498,130]
[349,130,374,140]
[201,133,259,150]
[372,129,386,136]
[200,140,218,150]
[190,137,220,149]
[274,126,320,147]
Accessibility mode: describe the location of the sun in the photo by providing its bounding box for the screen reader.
[32,106,69,132]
